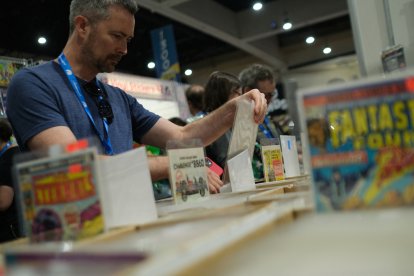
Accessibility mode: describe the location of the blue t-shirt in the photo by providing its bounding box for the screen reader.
[7,61,160,153]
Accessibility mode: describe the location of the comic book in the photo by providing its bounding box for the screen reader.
[261,144,285,182]
[298,71,414,211]
[168,145,208,204]
[14,148,104,242]
[0,58,27,87]
[223,99,258,184]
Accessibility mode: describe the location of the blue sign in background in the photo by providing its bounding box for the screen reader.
[150,25,181,82]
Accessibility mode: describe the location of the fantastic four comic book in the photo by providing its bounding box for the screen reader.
[298,72,414,211]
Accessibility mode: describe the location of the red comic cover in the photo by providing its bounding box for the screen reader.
[15,148,104,242]
[299,72,414,211]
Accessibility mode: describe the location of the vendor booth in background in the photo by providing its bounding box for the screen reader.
[0,57,28,117]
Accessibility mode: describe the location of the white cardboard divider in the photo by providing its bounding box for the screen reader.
[280,135,301,177]
[227,149,256,192]
[99,147,158,229]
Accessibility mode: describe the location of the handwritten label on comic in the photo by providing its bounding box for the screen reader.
[168,147,208,204]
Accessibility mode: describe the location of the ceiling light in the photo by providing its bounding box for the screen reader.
[37,36,47,45]
[147,62,155,69]
[282,20,292,30]
[184,69,192,76]
[306,36,315,44]
[323,47,332,54]
[252,2,263,11]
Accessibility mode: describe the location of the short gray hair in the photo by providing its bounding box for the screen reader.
[69,0,138,34]
[239,64,277,90]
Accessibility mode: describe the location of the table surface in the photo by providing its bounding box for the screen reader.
[195,207,414,276]
[4,184,413,276]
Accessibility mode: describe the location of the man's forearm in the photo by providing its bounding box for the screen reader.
[180,89,266,147]
[182,99,237,146]
[0,186,14,211]
[148,155,170,181]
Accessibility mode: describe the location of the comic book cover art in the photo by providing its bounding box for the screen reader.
[299,73,414,211]
[15,148,104,242]
[0,59,26,87]
[168,147,208,204]
[261,144,285,182]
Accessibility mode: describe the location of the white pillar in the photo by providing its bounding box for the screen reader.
[347,0,388,76]
[348,0,414,77]
[387,0,414,68]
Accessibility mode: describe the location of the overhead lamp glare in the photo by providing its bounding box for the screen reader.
[147,62,155,69]
[282,20,292,30]
[184,69,192,76]
[323,47,332,54]
[38,36,47,45]
[306,36,315,44]
[252,2,263,11]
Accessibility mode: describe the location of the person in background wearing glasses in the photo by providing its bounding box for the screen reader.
[0,119,21,243]
[239,64,289,180]
[239,63,291,135]
[6,0,267,194]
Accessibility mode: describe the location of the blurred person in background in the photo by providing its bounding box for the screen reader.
[239,63,290,136]
[185,84,205,123]
[203,71,242,170]
[239,64,288,180]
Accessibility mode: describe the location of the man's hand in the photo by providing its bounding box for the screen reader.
[240,89,267,124]
[207,168,223,194]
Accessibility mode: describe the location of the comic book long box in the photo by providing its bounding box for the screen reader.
[297,72,414,211]
[14,148,104,242]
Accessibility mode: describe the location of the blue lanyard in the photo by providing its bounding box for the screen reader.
[258,116,274,139]
[0,141,11,158]
[57,54,114,155]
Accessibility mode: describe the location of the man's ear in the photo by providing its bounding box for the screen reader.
[74,15,90,36]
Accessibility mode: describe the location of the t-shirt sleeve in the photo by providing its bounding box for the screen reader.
[7,69,68,149]
[125,93,160,142]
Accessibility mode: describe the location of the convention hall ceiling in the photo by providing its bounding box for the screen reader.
[0,0,354,79]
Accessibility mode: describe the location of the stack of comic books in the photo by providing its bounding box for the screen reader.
[298,71,414,211]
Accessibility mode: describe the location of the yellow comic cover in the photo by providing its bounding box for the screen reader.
[261,144,285,182]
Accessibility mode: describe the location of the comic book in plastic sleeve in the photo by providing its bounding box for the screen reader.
[298,71,414,211]
[261,144,285,183]
[14,148,104,242]
[167,140,208,204]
